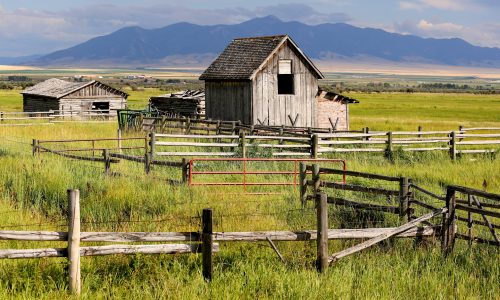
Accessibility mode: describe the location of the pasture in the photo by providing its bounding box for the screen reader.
[0,88,499,299]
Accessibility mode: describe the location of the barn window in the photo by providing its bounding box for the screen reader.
[278,59,294,94]
[92,102,109,112]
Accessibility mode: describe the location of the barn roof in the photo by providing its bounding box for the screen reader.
[199,35,324,81]
[21,78,128,99]
[316,90,359,104]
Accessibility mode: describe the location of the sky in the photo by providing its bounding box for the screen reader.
[0,0,499,57]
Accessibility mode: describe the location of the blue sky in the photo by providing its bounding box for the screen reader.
[1,0,499,56]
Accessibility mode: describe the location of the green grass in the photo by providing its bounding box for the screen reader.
[0,88,499,299]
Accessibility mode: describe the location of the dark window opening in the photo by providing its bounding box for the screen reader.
[278,74,294,95]
[92,102,110,112]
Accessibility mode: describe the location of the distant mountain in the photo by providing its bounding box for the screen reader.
[34,16,500,68]
[0,54,42,65]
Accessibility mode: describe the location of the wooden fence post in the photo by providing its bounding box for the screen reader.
[144,153,151,174]
[316,192,328,273]
[441,187,456,254]
[385,132,393,158]
[117,128,122,154]
[312,164,321,197]
[299,162,307,207]
[239,132,247,158]
[365,127,370,141]
[103,149,111,175]
[399,177,409,219]
[202,208,213,282]
[32,139,38,156]
[418,126,422,138]
[185,117,191,134]
[449,131,457,161]
[149,131,156,160]
[67,189,81,296]
[311,134,319,159]
[182,158,188,183]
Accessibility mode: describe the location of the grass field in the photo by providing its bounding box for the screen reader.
[0,88,499,299]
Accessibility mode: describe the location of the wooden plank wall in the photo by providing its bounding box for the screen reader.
[23,95,60,112]
[205,81,252,124]
[253,41,318,127]
[60,82,127,115]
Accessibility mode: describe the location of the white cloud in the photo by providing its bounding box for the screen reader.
[417,20,464,32]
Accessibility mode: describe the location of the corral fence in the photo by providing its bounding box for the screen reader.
[0,110,117,126]
[300,163,500,250]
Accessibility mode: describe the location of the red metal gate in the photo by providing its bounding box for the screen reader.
[188,158,346,193]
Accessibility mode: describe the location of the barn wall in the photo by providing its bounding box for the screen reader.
[316,101,349,131]
[205,81,252,123]
[59,82,127,115]
[252,41,318,127]
[23,95,59,112]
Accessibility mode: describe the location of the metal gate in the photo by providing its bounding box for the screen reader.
[188,158,346,194]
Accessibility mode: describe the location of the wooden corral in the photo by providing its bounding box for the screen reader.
[316,90,359,131]
[149,90,205,118]
[22,79,128,115]
[200,35,324,127]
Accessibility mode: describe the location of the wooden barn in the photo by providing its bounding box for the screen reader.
[200,35,324,127]
[21,78,128,115]
[316,90,359,131]
[149,90,205,118]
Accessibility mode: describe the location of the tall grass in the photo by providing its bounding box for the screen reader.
[0,90,499,299]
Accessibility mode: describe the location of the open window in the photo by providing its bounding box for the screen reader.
[278,59,294,95]
[92,102,110,113]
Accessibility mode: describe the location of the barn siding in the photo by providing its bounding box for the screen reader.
[252,41,318,127]
[23,96,59,112]
[59,82,126,115]
[205,81,252,123]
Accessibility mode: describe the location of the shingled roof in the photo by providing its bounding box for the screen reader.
[200,35,323,80]
[22,78,128,99]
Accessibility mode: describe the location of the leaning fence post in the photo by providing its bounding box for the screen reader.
[311,134,319,159]
[239,132,247,158]
[441,187,456,254]
[399,177,409,219]
[32,139,38,156]
[67,189,81,296]
[316,192,328,273]
[299,162,307,207]
[202,208,213,282]
[103,149,111,175]
[449,131,457,161]
[144,153,151,174]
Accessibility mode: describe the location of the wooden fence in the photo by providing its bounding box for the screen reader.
[0,110,117,126]
[301,164,500,250]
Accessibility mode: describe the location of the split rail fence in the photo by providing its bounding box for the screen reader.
[0,110,116,126]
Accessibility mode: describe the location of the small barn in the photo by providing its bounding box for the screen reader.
[149,90,205,118]
[21,78,128,115]
[200,35,324,127]
[316,90,359,131]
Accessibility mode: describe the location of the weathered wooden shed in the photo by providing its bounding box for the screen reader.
[149,90,205,118]
[21,78,128,115]
[200,35,324,127]
[316,90,359,131]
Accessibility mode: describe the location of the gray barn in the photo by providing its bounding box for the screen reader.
[21,78,128,115]
[200,35,324,127]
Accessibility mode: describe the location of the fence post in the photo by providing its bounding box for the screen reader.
[399,177,409,219]
[316,192,328,273]
[182,158,188,183]
[103,149,111,175]
[312,164,321,197]
[311,134,319,159]
[365,127,370,141]
[418,126,422,138]
[239,132,247,158]
[185,117,191,134]
[441,187,456,254]
[32,139,38,156]
[144,153,151,174]
[202,208,213,282]
[299,162,307,207]
[149,131,156,160]
[385,132,393,158]
[67,189,81,296]
[117,128,122,154]
[449,131,456,161]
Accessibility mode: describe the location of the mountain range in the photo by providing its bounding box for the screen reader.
[21,16,500,68]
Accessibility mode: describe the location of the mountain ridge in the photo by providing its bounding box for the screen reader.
[30,16,500,68]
